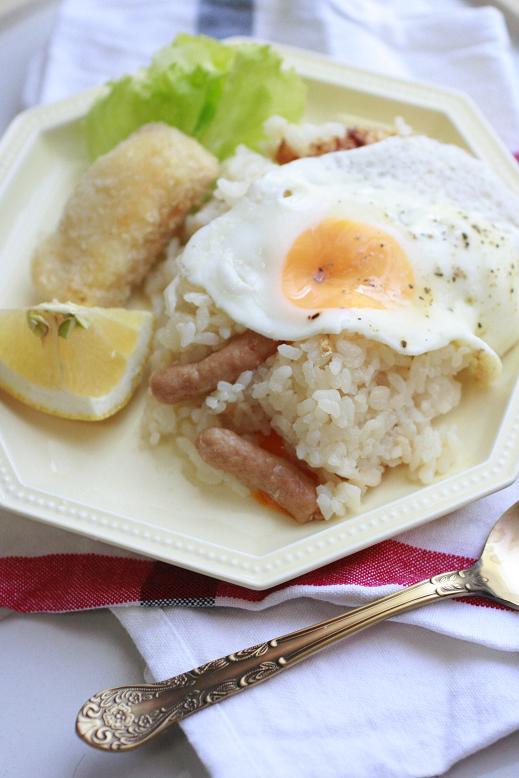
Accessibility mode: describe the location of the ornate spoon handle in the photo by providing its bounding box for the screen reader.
[77,565,489,751]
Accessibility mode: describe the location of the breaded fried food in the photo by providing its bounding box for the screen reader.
[32,123,219,306]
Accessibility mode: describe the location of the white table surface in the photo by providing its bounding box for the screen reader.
[0,2,518,776]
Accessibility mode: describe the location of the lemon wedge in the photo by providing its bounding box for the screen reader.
[0,302,153,420]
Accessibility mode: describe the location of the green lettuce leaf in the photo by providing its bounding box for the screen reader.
[84,34,306,160]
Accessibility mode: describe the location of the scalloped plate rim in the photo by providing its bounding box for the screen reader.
[1,39,519,589]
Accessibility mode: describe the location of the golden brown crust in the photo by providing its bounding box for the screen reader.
[32,123,219,306]
[150,331,279,404]
[196,427,322,523]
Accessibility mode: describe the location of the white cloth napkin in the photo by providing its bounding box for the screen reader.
[114,481,519,778]
[23,0,519,775]
[28,0,519,148]
[115,592,519,778]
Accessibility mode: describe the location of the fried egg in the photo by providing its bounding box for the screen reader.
[178,136,519,381]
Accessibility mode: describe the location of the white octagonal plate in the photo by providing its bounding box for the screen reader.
[2,41,519,589]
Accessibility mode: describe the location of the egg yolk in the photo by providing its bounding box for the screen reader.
[282,218,415,310]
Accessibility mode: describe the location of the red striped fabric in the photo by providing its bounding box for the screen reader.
[0,554,148,612]
[0,539,506,613]
[216,540,476,601]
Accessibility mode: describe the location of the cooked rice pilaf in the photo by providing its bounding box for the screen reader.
[143,117,470,520]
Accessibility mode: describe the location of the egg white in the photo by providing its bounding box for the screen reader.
[177,136,519,381]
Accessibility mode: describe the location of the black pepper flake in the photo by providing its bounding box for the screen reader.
[308,312,321,320]
[477,322,483,329]
[452,267,466,282]
[418,296,425,301]
[400,339,407,348]
[434,270,444,277]
[424,287,431,294]
[461,231,470,248]
[408,283,414,290]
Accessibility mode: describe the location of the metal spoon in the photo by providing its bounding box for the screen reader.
[76,501,519,752]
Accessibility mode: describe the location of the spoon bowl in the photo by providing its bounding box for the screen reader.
[479,502,519,607]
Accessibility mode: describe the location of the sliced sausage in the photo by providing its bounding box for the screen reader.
[196,427,322,523]
[151,331,278,404]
